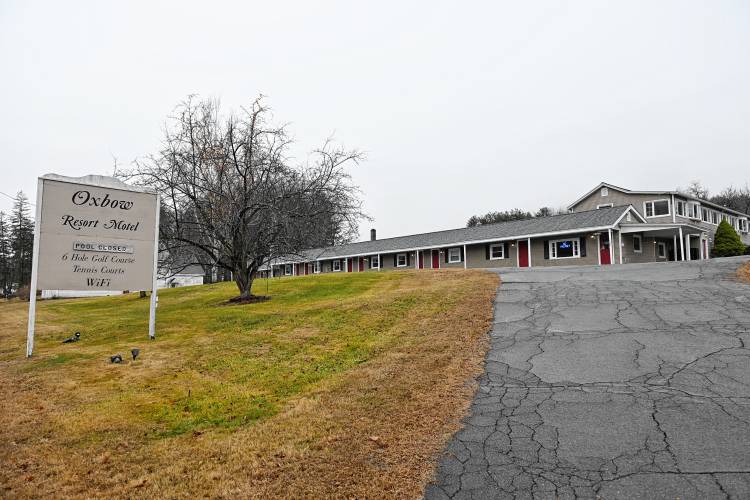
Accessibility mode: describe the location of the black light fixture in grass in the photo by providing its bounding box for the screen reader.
[62,332,81,343]
[110,354,123,364]
[131,348,140,361]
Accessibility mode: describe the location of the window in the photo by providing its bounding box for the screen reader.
[370,255,380,269]
[332,260,341,272]
[657,242,666,259]
[686,202,701,219]
[314,261,320,274]
[396,253,407,267]
[633,235,642,253]
[601,187,609,197]
[711,211,719,225]
[739,218,748,233]
[676,200,686,217]
[489,243,505,260]
[448,247,462,263]
[644,200,670,218]
[549,238,580,259]
[597,203,613,209]
[284,264,292,276]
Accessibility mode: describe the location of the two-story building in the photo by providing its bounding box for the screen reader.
[260,182,750,277]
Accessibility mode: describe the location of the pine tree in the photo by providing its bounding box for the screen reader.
[0,211,11,297]
[10,191,35,290]
[712,219,745,257]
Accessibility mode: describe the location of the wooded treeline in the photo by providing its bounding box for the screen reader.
[0,192,35,298]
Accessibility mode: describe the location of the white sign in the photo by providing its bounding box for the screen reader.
[26,174,160,357]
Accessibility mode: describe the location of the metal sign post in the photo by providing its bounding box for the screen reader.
[26,174,160,357]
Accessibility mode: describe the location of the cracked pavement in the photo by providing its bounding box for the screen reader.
[426,257,750,500]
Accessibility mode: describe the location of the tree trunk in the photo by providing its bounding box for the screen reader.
[234,266,256,299]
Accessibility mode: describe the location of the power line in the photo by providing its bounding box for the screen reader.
[0,190,35,206]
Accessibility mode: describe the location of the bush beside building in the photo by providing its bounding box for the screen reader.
[713,220,746,257]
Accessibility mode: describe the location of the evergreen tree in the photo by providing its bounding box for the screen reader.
[9,192,34,290]
[712,219,745,257]
[0,211,11,297]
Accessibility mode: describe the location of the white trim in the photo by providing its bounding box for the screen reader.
[613,206,647,225]
[608,229,614,264]
[673,235,678,261]
[618,230,623,264]
[148,193,160,340]
[489,243,505,260]
[396,253,408,267]
[678,226,685,261]
[332,259,342,272]
[632,234,643,254]
[643,199,671,218]
[463,245,467,269]
[26,179,44,357]
[549,237,581,259]
[527,238,531,267]
[447,247,461,264]
[597,233,601,266]
[370,255,380,270]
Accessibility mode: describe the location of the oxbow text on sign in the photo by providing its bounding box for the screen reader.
[72,190,134,210]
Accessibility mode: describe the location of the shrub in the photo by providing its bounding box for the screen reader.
[713,220,746,257]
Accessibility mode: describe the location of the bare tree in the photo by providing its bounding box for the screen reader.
[681,180,710,199]
[711,184,750,215]
[126,96,365,301]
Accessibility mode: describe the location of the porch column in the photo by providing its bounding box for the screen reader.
[678,227,685,261]
[527,238,532,268]
[378,254,381,271]
[699,236,704,260]
[685,234,691,261]
[618,231,623,264]
[597,233,601,265]
[463,245,467,269]
[608,229,614,264]
[673,235,678,261]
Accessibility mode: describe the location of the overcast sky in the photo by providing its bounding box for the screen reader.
[1,1,749,240]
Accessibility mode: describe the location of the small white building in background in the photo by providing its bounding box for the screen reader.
[42,265,205,298]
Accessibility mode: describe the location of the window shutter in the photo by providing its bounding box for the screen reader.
[393,255,397,267]
[543,240,550,259]
[485,245,490,260]
[407,253,411,267]
[445,250,449,264]
[580,237,587,257]
[459,247,464,262]
[504,242,509,258]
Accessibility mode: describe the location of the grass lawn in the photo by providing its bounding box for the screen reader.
[0,269,498,498]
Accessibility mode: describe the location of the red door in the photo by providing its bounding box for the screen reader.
[359,257,364,272]
[418,251,424,269]
[347,259,353,273]
[518,240,529,267]
[600,233,611,265]
[432,250,440,269]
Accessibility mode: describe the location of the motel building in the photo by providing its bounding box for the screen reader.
[260,182,750,278]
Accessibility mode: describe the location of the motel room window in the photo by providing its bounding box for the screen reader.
[633,235,642,253]
[549,238,580,259]
[396,253,407,267]
[489,243,505,260]
[675,200,685,217]
[657,242,666,259]
[314,261,321,274]
[284,264,292,276]
[448,247,462,263]
[644,200,670,218]
[370,255,380,269]
[332,260,341,272]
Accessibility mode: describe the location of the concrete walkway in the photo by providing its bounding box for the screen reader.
[426,257,750,499]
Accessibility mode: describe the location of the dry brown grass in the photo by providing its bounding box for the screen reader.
[0,269,498,499]
[738,261,750,283]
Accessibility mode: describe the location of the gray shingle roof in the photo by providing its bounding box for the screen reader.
[294,205,633,261]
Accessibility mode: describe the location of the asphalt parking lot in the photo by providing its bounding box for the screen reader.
[426,257,750,499]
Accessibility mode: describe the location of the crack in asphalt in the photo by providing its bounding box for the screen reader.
[426,258,750,500]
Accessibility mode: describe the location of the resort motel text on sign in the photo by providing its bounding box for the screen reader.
[26,174,160,356]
